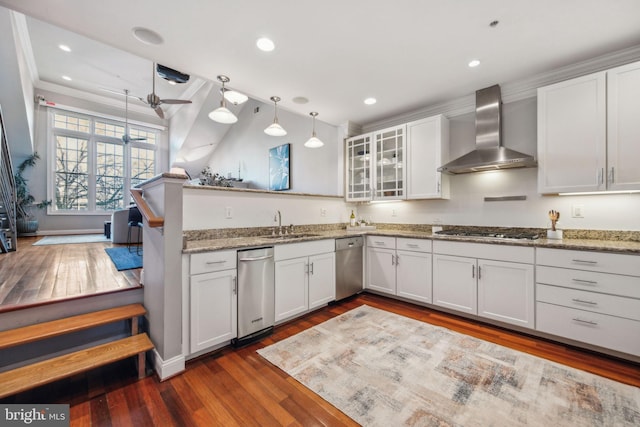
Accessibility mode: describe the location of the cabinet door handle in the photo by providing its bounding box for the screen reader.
[471,265,475,278]
[571,259,597,265]
[572,298,597,305]
[395,255,399,266]
[305,263,309,274]
[391,255,395,266]
[609,167,615,184]
[232,277,237,295]
[478,266,482,280]
[597,168,604,185]
[310,262,314,275]
[572,318,598,326]
[437,180,441,192]
[572,278,598,285]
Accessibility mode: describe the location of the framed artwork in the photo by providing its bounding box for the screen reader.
[269,143,290,190]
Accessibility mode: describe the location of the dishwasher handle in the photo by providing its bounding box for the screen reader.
[239,254,274,262]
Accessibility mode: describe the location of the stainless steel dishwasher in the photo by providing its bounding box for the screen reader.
[335,236,363,300]
[235,246,275,346]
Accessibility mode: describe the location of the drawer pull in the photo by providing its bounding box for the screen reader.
[206,260,227,265]
[572,318,598,326]
[572,278,598,285]
[374,241,386,245]
[571,259,598,265]
[406,243,419,248]
[571,298,597,305]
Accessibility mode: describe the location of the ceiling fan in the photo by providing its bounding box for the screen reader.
[122,89,146,144]
[144,62,192,118]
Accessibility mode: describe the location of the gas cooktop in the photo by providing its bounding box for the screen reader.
[434,229,540,240]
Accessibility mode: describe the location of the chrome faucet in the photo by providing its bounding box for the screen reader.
[275,210,282,234]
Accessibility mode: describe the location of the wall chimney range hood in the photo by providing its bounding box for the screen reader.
[437,84,537,174]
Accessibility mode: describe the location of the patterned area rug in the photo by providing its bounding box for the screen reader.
[258,305,639,426]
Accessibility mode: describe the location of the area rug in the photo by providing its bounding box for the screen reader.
[104,247,142,271]
[257,305,640,427]
[33,234,109,245]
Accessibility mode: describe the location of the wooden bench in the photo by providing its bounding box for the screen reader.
[0,303,153,399]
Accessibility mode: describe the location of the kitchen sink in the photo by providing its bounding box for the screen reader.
[262,233,319,240]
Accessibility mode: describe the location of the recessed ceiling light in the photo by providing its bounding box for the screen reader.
[62,75,72,81]
[364,97,377,105]
[256,37,275,52]
[58,44,71,52]
[292,96,309,104]
[132,27,164,45]
[468,59,481,68]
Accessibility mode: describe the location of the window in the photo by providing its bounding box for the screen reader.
[50,110,159,213]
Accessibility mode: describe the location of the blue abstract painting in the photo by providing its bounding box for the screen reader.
[269,143,290,190]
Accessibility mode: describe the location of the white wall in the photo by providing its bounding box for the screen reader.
[358,98,640,231]
[183,187,352,231]
[204,99,342,195]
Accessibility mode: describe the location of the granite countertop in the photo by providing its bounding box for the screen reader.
[183,228,640,255]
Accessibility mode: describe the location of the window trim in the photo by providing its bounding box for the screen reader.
[46,108,159,215]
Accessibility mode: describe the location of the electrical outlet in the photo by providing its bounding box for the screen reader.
[572,204,584,218]
[391,209,397,217]
[320,208,327,217]
[225,207,233,219]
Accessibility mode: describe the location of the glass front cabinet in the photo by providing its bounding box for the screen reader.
[373,125,406,200]
[345,134,372,201]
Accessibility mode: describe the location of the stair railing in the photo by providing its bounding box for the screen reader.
[0,105,17,252]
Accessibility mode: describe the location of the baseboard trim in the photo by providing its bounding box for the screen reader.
[34,229,104,236]
[151,349,185,381]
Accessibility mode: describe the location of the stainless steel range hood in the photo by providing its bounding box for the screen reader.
[437,85,537,174]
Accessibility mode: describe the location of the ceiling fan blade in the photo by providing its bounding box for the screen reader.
[154,106,165,119]
[159,99,193,105]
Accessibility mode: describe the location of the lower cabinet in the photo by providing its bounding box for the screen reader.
[366,236,432,303]
[274,240,335,323]
[189,251,237,353]
[432,241,535,328]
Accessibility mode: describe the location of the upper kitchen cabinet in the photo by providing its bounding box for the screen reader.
[345,134,373,201]
[373,125,406,200]
[607,61,640,191]
[406,115,450,199]
[537,60,640,194]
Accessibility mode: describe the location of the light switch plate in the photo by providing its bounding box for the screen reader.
[572,204,584,218]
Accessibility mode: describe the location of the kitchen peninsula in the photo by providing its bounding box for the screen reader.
[137,175,640,380]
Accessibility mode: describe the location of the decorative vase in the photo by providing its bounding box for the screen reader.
[17,218,39,234]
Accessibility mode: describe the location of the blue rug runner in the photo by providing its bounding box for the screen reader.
[104,247,143,271]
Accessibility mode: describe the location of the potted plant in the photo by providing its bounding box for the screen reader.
[15,152,51,234]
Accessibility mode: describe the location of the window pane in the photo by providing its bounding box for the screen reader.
[55,136,89,210]
[54,113,90,133]
[96,142,125,210]
[95,120,125,139]
[130,147,156,187]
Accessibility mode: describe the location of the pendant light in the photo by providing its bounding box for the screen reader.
[304,112,324,148]
[208,75,238,124]
[222,88,248,105]
[264,96,287,136]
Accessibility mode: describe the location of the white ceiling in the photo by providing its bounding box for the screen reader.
[2,0,640,126]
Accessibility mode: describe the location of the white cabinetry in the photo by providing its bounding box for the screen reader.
[345,134,372,201]
[406,115,450,199]
[373,125,406,200]
[432,241,535,328]
[536,248,640,356]
[189,250,237,353]
[274,240,335,323]
[537,60,640,193]
[366,236,432,303]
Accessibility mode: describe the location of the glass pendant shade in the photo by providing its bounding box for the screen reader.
[304,112,324,148]
[209,75,238,124]
[264,96,287,136]
[208,103,238,124]
[223,89,248,105]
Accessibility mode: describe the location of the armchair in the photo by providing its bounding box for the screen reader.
[110,207,142,244]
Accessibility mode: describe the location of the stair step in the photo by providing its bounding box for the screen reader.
[0,333,154,399]
[0,303,146,350]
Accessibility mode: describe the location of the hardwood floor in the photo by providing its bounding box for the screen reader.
[1,293,638,426]
[0,236,141,312]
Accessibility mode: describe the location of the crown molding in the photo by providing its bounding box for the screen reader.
[362,44,640,133]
